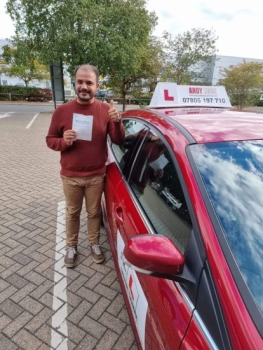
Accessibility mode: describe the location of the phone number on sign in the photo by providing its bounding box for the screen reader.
[182,97,226,103]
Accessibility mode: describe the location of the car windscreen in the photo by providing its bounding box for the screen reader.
[189,140,263,313]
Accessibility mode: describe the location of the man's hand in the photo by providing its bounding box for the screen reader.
[63,130,77,146]
[108,99,121,123]
[155,169,164,178]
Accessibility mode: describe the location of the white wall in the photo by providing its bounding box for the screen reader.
[212,55,263,85]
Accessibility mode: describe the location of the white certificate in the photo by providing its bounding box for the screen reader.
[72,113,93,141]
[149,154,169,170]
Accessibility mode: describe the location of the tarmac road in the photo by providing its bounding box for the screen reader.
[0,101,55,114]
[0,101,140,115]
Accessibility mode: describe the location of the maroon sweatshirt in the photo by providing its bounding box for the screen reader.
[46,99,125,176]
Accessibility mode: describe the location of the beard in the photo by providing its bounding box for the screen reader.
[77,90,94,102]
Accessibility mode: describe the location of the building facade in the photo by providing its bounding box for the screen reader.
[208,54,263,85]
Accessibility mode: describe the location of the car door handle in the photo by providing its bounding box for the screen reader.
[114,205,124,224]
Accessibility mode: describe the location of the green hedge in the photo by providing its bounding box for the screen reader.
[0,85,38,94]
[96,96,151,105]
[0,85,52,101]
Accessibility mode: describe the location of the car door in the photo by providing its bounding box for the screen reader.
[102,122,150,251]
[106,118,203,350]
[103,120,152,349]
[102,138,124,247]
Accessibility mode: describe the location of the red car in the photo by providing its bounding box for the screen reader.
[101,83,263,350]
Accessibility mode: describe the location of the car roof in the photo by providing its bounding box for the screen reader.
[150,108,263,143]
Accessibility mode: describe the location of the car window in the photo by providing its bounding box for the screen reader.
[111,119,192,253]
[111,119,150,167]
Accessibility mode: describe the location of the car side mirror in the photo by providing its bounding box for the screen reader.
[123,234,185,275]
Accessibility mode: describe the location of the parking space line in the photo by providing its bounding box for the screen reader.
[0,112,14,119]
[51,201,68,350]
[26,113,39,129]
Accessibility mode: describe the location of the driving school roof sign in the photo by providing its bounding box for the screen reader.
[149,82,232,108]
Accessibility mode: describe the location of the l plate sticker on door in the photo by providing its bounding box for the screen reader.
[117,230,148,350]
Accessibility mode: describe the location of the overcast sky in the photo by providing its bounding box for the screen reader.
[0,0,262,59]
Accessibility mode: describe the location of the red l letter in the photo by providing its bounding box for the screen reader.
[164,89,174,101]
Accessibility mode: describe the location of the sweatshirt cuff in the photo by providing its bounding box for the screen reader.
[61,138,71,151]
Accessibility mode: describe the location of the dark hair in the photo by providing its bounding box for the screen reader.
[74,64,99,82]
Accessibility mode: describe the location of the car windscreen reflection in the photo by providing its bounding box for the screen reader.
[190,140,263,312]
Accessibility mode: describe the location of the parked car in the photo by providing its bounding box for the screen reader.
[105,90,114,98]
[95,89,107,98]
[101,82,263,350]
[161,189,182,209]
[95,89,115,100]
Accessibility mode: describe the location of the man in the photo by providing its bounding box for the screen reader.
[46,64,125,267]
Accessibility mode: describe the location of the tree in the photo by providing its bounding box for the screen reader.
[160,28,218,85]
[6,0,157,78]
[0,41,50,87]
[218,61,263,110]
[107,35,164,111]
[133,36,165,94]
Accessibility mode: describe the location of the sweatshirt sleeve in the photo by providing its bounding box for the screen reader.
[107,119,125,145]
[46,110,70,152]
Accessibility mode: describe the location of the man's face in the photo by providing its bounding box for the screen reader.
[75,69,99,104]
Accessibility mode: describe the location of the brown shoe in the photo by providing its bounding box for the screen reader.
[64,246,78,268]
[90,244,105,264]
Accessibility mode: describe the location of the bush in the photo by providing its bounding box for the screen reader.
[255,99,263,106]
[131,98,151,105]
[27,88,52,102]
[0,85,38,94]
[0,85,52,102]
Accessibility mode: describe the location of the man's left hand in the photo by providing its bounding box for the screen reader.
[108,100,121,123]
[155,169,164,178]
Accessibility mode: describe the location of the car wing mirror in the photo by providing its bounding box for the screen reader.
[123,234,195,285]
[123,234,184,274]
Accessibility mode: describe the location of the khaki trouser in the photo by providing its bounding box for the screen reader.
[61,174,105,246]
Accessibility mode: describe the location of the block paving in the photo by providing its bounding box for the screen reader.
[0,112,138,350]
